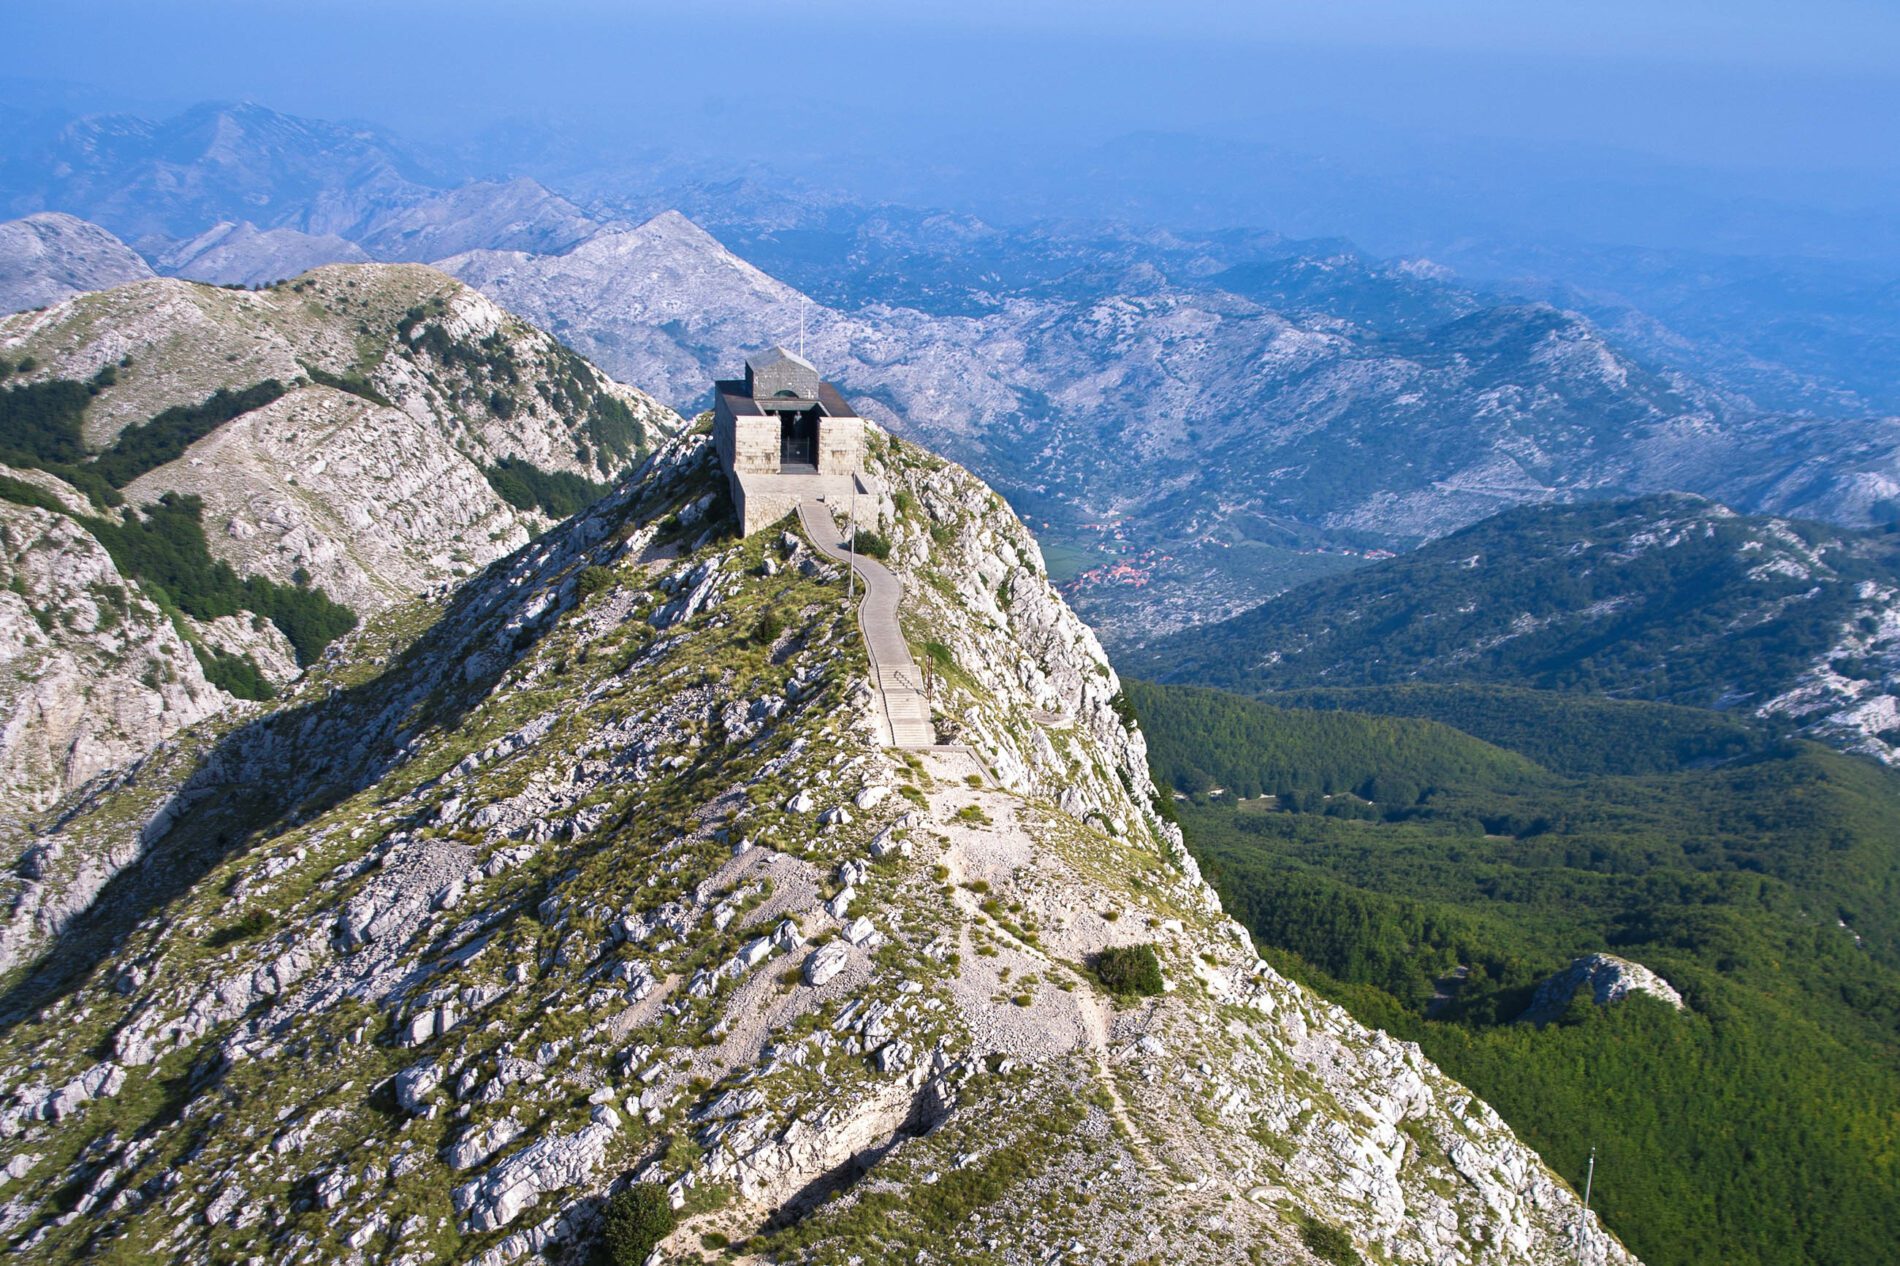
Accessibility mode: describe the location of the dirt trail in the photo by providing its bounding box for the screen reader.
[1076,987,1159,1174]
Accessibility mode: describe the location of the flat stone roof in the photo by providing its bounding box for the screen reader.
[717,377,860,420]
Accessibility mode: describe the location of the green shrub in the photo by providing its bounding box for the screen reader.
[752,608,785,645]
[194,644,276,701]
[82,493,356,665]
[0,472,68,514]
[577,565,616,599]
[1094,943,1164,998]
[91,380,287,487]
[600,1182,676,1266]
[305,365,393,408]
[1300,1221,1361,1265]
[206,908,276,948]
[851,529,891,560]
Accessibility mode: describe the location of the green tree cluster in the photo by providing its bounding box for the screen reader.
[1094,943,1164,997]
[599,1183,675,1266]
[1140,496,1900,715]
[484,457,608,521]
[84,493,357,666]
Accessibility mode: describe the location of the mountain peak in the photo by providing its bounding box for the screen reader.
[0,419,1629,1263]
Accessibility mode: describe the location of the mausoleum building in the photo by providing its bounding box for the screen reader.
[714,347,873,535]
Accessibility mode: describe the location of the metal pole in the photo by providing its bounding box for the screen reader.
[1575,1146,1595,1259]
[847,494,856,601]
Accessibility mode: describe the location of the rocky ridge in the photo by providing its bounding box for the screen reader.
[0,214,155,314]
[0,426,1631,1265]
[1140,495,1900,765]
[0,264,679,812]
[157,221,373,288]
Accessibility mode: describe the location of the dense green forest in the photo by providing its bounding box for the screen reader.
[80,492,358,669]
[1261,683,1767,776]
[1129,679,1900,1266]
[88,380,287,487]
[0,367,289,504]
[482,456,608,520]
[1136,496,1900,712]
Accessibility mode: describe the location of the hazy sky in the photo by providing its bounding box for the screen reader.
[5,1,1896,261]
[7,1,1895,167]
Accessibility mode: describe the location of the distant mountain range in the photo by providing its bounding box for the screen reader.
[4,99,1899,648]
[427,211,1900,646]
[0,212,153,310]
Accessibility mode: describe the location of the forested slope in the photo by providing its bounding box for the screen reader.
[1130,680,1900,1266]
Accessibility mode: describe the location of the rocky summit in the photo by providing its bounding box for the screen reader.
[0,417,1628,1264]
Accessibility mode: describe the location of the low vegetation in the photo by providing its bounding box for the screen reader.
[89,380,288,487]
[1299,1221,1361,1266]
[1141,496,1900,714]
[599,1183,675,1266]
[483,456,609,521]
[1093,943,1164,998]
[850,528,891,560]
[303,364,392,408]
[84,493,357,665]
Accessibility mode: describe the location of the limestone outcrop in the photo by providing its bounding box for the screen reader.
[1520,953,1687,1025]
[0,264,679,812]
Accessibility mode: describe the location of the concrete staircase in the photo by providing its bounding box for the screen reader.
[796,500,937,749]
[875,666,938,749]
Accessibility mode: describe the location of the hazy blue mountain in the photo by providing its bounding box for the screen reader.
[6,97,1897,647]
[0,101,440,246]
[434,208,1900,644]
[0,101,605,267]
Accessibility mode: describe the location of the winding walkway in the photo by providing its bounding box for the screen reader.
[796,500,937,748]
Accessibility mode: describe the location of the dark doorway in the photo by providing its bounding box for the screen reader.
[779,407,818,469]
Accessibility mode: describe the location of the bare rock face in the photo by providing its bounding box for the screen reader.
[0,430,1637,1266]
[439,209,1900,649]
[0,500,226,813]
[0,213,155,315]
[1520,953,1686,1025]
[437,209,799,411]
[0,264,680,811]
[363,178,600,262]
